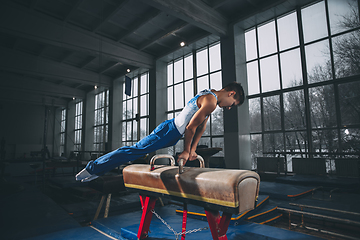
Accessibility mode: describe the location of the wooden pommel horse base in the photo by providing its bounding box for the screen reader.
[122,154,260,240]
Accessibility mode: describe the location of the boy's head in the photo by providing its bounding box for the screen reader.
[223,82,245,105]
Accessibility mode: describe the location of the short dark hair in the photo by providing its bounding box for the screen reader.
[223,82,245,105]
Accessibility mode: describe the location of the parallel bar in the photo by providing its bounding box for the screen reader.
[277,207,360,226]
[289,203,360,216]
[290,223,360,240]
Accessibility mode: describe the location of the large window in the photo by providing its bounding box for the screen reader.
[60,108,66,156]
[166,42,224,156]
[122,73,149,146]
[245,0,360,170]
[74,101,83,151]
[94,90,109,151]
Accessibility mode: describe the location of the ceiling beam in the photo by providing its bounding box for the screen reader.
[139,21,188,50]
[142,0,228,36]
[0,90,68,107]
[0,72,86,99]
[0,46,112,87]
[63,0,84,22]
[92,0,130,33]
[1,2,155,69]
[117,9,161,42]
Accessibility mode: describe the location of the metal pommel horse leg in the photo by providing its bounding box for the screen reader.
[137,195,157,239]
[205,209,232,240]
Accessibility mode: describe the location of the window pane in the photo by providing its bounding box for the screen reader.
[246,61,259,95]
[277,11,299,51]
[197,75,209,92]
[245,29,257,61]
[167,87,173,111]
[127,122,131,141]
[132,120,137,141]
[175,139,184,154]
[140,118,148,139]
[140,74,148,95]
[263,95,281,131]
[133,77,138,97]
[249,98,261,132]
[264,133,284,152]
[122,122,126,141]
[251,134,262,169]
[210,72,222,90]
[197,48,208,76]
[284,90,306,130]
[280,48,303,88]
[301,1,328,43]
[339,81,360,126]
[258,20,277,57]
[203,119,210,136]
[341,128,360,153]
[174,59,183,84]
[133,98,138,118]
[174,83,184,109]
[184,55,193,80]
[305,40,332,83]
[285,131,308,153]
[209,43,221,72]
[123,101,128,119]
[309,85,336,128]
[312,130,338,153]
[123,82,127,100]
[167,63,173,86]
[184,80,194,104]
[332,30,360,78]
[140,95,148,116]
[167,113,174,120]
[260,55,280,92]
[211,107,224,135]
[198,137,210,147]
[328,0,359,35]
[212,137,224,157]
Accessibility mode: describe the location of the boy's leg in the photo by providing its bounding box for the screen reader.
[76,119,182,181]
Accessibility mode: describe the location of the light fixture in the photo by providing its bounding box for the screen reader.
[73,97,75,100]
[127,69,131,73]
[180,41,185,47]
[94,85,98,89]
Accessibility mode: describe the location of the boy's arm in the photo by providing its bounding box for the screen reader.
[178,95,216,162]
[188,117,208,159]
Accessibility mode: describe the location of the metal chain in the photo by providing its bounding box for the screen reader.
[151,209,208,240]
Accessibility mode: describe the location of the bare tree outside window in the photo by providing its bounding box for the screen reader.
[246,0,360,169]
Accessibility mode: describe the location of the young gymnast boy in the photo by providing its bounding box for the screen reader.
[76,82,244,182]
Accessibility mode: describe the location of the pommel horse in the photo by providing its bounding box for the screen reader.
[122,154,260,240]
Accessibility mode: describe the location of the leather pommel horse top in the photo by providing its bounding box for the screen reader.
[123,156,260,215]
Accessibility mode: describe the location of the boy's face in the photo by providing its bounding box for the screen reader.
[219,91,240,110]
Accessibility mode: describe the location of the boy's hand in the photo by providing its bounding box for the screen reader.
[177,151,189,163]
[188,151,198,161]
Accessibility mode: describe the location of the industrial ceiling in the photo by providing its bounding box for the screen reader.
[0,0,289,107]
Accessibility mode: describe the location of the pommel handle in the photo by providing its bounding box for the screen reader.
[178,155,205,174]
[150,154,175,171]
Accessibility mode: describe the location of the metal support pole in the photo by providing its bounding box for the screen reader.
[181,203,188,240]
